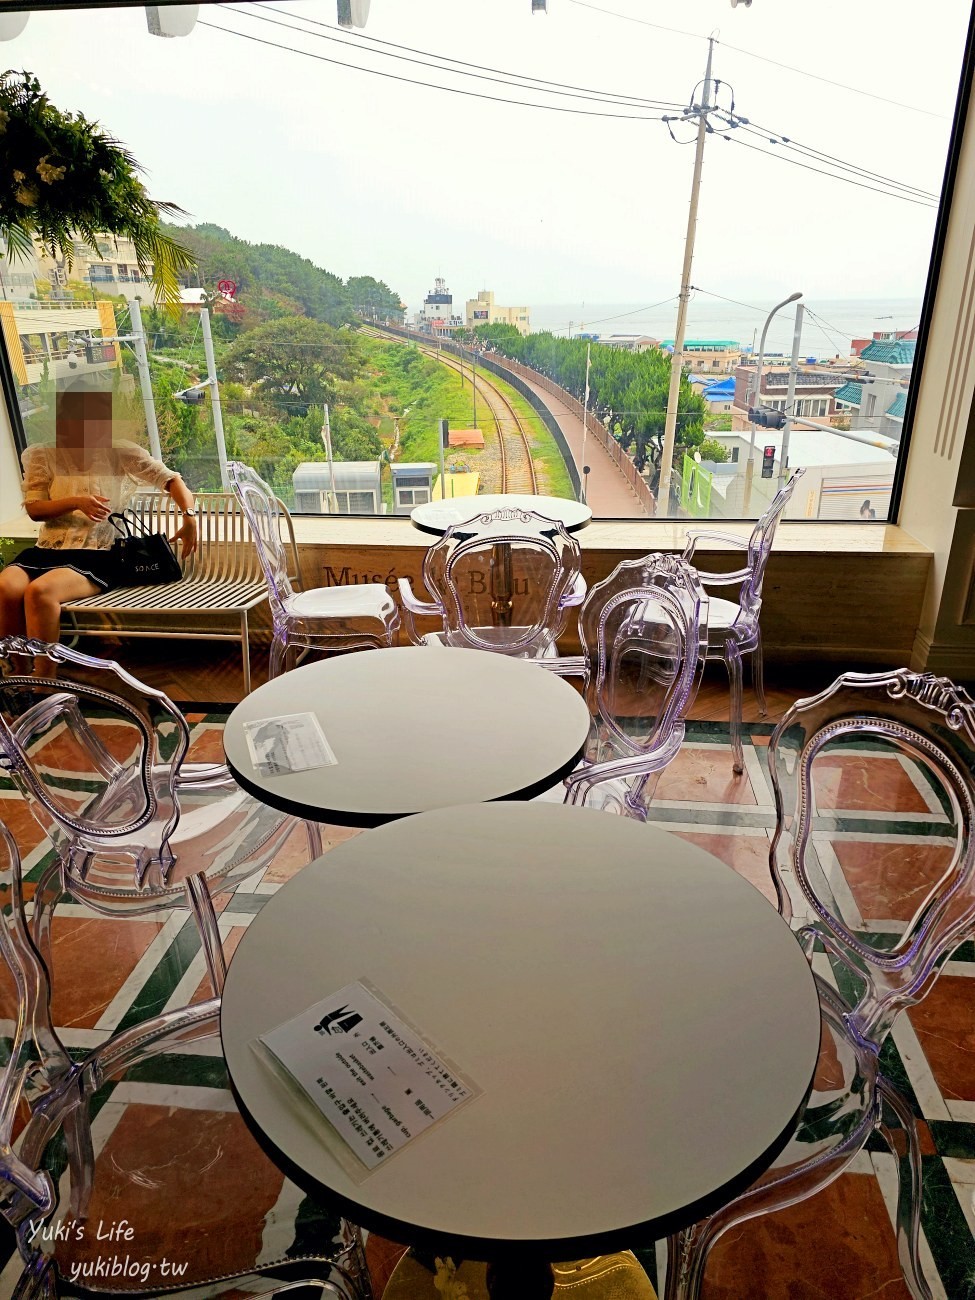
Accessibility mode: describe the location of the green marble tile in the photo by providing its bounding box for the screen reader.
[920,1154,975,1299]
[932,1121,975,1158]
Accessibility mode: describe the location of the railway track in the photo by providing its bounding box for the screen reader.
[363,325,538,494]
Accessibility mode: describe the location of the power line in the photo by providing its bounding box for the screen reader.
[197,19,670,121]
[565,0,705,44]
[719,133,939,207]
[566,0,950,120]
[537,296,681,335]
[264,2,685,110]
[718,40,951,121]
[726,117,938,200]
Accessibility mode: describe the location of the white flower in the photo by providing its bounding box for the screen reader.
[36,156,66,184]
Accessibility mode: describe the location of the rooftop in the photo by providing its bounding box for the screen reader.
[859,338,917,365]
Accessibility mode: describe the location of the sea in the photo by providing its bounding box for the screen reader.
[529,298,924,361]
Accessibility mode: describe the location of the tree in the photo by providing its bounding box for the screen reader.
[347,275,402,321]
[224,317,360,412]
[0,71,194,309]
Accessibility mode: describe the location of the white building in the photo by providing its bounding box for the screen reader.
[465,289,530,336]
[710,425,896,520]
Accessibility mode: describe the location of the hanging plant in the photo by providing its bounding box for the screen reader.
[0,69,195,310]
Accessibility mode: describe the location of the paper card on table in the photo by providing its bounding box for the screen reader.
[242,712,336,776]
[255,981,479,1171]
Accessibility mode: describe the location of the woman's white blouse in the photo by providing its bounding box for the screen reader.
[22,442,176,551]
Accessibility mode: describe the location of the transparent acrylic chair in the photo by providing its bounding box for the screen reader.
[682,467,805,775]
[0,824,367,1299]
[397,506,584,659]
[228,461,399,676]
[663,668,975,1300]
[542,554,708,817]
[0,636,321,995]
[0,641,368,1297]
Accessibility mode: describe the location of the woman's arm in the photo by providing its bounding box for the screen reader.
[25,495,110,522]
[165,474,198,558]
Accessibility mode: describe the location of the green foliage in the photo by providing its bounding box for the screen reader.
[223,316,360,412]
[697,437,729,463]
[163,223,357,327]
[347,275,403,321]
[476,323,707,483]
[0,70,194,310]
[705,413,733,432]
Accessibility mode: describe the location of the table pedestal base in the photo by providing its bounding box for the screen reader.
[382,1250,657,1300]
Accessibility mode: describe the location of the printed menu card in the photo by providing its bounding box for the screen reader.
[256,981,479,1170]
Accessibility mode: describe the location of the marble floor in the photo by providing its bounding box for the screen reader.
[0,699,974,1298]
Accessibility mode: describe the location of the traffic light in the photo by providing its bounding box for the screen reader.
[439,418,450,449]
[748,407,787,430]
[762,446,776,479]
[175,386,207,406]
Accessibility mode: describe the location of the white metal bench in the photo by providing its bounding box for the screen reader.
[63,491,301,694]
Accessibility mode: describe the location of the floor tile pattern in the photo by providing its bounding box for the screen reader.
[1,713,974,1298]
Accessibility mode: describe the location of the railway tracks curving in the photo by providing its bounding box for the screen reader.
[363,325,538,494]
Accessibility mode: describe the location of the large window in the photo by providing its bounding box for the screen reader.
[0,0,970,522]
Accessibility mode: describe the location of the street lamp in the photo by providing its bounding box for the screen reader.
[743,291,802,514]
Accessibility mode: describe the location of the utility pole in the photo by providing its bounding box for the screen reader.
[580,341,592,504]
[471,343,478,429]
[658,36,715,515]
[321,404,338,513]
[200,308,229,489]
[780,303,805,490]
[127,299,161,461]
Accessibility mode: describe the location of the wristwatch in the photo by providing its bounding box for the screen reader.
[180,509,198,517]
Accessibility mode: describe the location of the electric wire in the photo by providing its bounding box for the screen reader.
[566,0,950,120]
[203,15,937,205]
[263,2,685,110]
[723,116,938,200]
[720,134,939,207]
[196,19,670,121]
[718,40,951,121]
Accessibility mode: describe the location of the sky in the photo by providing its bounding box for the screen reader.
[5,0,971,319]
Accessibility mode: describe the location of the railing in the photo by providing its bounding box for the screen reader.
[483,353,657,516]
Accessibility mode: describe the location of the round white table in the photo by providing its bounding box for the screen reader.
[411,494,592,538]
[222,802,821,1276]
[223,647,591,826]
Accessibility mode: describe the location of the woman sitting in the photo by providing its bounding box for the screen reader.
[0,373,198,668]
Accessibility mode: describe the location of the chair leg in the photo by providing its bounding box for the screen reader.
[726,643,745,775]
[184,874,227,996]
[269,632,287,680]
[877,1076,933,1300]
[752,627,768,717]
[306,820,324,860]
[63,1093,95,1221]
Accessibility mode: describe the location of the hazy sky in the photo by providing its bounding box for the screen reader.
[7,0,970,317]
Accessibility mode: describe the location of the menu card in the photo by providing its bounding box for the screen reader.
[242,712,336,776]
[256,981,479,1170]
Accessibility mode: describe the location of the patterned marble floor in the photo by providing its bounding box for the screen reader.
[1,710,974,1298]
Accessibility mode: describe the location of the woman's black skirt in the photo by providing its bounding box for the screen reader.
[8,546,120,593]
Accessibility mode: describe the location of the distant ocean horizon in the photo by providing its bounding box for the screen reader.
[528,298,924,360]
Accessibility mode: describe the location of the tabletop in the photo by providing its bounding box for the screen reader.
[223,647,592,826]
[222,801,821,1261]
[411,494,593,538]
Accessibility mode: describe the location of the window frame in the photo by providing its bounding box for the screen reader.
[0,2,973,524]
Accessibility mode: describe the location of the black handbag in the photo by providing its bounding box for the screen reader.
[108,511,183,587]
